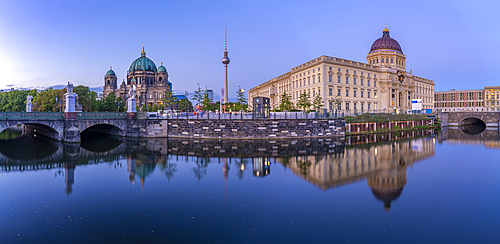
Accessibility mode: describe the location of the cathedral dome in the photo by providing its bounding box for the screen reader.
[370,26,402,54]
[106,68,116,76]
[157,62,167,73]
[128,47,157,73]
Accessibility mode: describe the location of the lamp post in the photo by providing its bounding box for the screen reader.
[56,97,63,112]
[115,99,122,112]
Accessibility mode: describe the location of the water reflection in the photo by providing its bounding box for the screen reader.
[438,126,500,148]
[0,129,437,211]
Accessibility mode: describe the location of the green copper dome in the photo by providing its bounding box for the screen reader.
[128,48,157,73]
[106,68,116,76]
[157,62,167,72]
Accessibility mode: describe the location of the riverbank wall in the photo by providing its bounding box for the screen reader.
[127,118,345,139]
[346,120,433,135]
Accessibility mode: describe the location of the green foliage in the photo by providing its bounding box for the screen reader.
[162,89,176,110]
[33,88,65,112]
[236,86,247,104]
[201,91,212,111]
[178,98,193,111]
[192,83,203,107]
[312,94,324,112]
[297,92,311,112]
[0,89,38,112]
[279,92,292,111]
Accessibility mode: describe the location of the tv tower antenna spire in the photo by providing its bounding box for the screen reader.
[221,27,230,112]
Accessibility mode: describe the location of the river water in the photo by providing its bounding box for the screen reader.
[0,127,499,243]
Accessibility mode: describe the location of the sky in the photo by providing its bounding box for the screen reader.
[0,0,499,96]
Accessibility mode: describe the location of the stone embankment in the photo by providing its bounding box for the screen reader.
[346,120,433,135]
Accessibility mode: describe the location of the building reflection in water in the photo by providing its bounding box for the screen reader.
[276,131,436,210]
[253,158,271,177]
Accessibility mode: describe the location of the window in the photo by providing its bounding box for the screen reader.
[374,81,377,87]
[308,78,310,85]
[318,68,320,71]
[374,91,377,98]
[338,76,341,83]
[346,102,350,111]
[338,88,341,96]
[338,68,341,71]
[361,79,363,86]
[382,58,384,63]
[354,78,357,85]
[329,88,332,96]
[329,67,332,71]
[367,80,370,86]
[386,58,388,63]
[318,76,320,83]
[346,77,349,84]
[368,103,371,111]
[313,77,315,84]
[346,89,349,97]
[353,90,357,97]
[329,75,332,82]
[368,91,370,98]
[361,90,364,98]
[361,103,364,111]
[391,58,393,63]
[377,59,379,63]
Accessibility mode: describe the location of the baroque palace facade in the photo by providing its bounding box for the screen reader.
[248,27,435,114]
[103,47,172,108]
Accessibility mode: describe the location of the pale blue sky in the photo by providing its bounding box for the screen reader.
[0,0,498,95]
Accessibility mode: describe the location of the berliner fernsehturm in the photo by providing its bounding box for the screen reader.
[221,27,230,107]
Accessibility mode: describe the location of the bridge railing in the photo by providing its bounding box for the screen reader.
[0,112,64,120]
[136,111,342,120]
[77,112,127,119]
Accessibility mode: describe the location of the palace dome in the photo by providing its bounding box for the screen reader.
[370,26,403,54]
[128,47,157,73]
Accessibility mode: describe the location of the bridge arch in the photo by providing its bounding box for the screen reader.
[80,121,125,136]
[458,117,486,126]
[0,121,63,141]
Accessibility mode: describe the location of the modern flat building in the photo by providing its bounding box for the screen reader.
[103,47,172,109]
[248,26,435,114]
[434,89,485,112]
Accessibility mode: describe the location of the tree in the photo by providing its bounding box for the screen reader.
[101,92,117,111]
[33,88,64,112]
[162,89,176,110]
[332,95,342,117]
[312,94,324,112]
[279,92,292,111]
[297,92,311,112]
[0,89,38,112]
[192,83,203,108]
[201,90,212,111]
[233,86,249,111]
[74,85,93,111]
[178,98,193,111]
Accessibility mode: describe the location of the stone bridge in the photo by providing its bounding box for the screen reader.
[439,111,500,127]
[0,113,345,142]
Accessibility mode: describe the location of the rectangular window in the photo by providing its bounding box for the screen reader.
[374,91,377,98]
[338,88,341,96]
[361,103,364,111]
[361,79,363,86]
[329,75,332,82]
[329,88,332,96]
[346,77,349,84]
[368,103,371,111]
[338,76,341,83]
[361,90,364,98]
[329,67,332,71]
[391,59,393,63]
[308,78,310,85]
[346,89,349,97]
[374,81,376,87]
[313,77,315,84]
[354,78,357,85]
[318,76,321,83]
[353,90,357,97]
[338,102,342,111]
[346,102,350,111]
[382,58,384,63]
